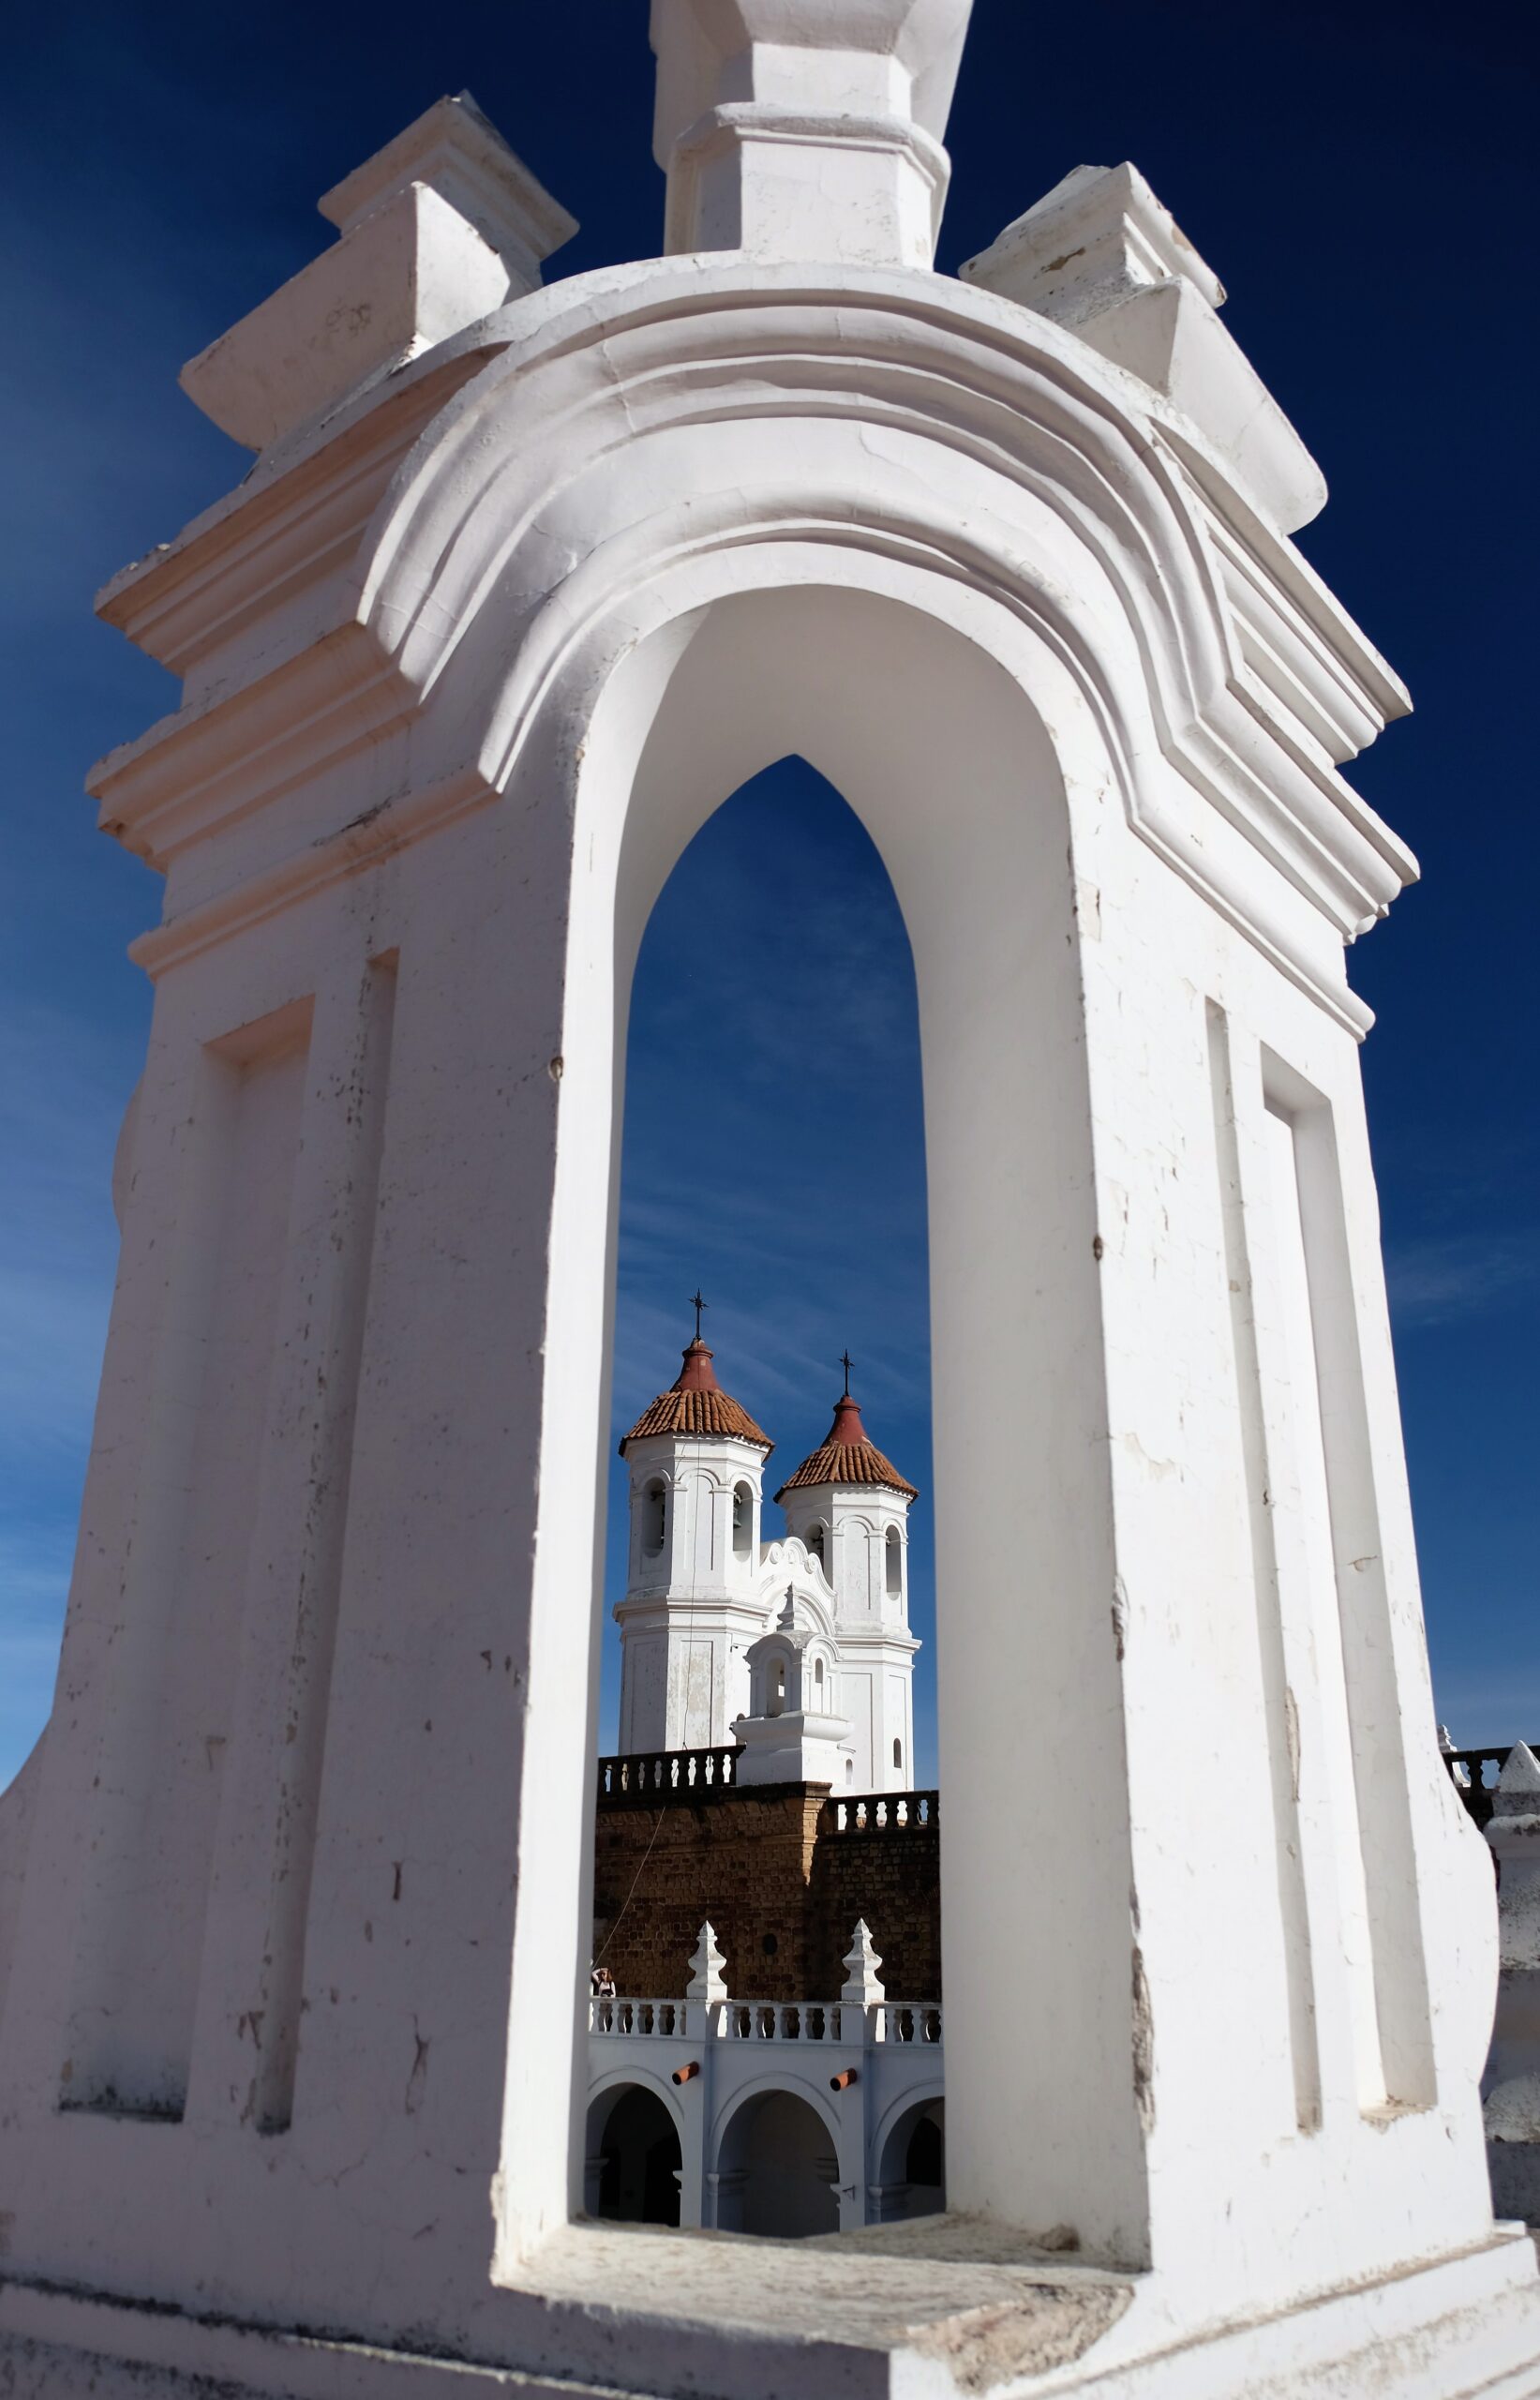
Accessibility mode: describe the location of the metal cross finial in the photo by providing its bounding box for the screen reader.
[840,1349,853,1397]
[691,1290,708,1342]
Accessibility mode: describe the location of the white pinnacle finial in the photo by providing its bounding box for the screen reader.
[1439,1725,1471,1788]
[650,0,973,269]
[1496,1743,1540,1812]
[179,93,576,454]
[960,160,1326,535]
[686,1919,729,2002]
[842,1919,885,2004]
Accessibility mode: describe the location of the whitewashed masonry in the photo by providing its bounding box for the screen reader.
[0,5,1534,2395]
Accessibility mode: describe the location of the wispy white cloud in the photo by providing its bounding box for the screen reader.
[610,1282,929,1437]
[1385,1231,1538,1328]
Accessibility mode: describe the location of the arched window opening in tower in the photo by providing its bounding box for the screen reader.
[591,758,938,2238]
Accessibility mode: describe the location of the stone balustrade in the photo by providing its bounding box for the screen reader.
[1442,1743,1529,1834]
[595,1746,743,1804]
[591,1994,941,2046]
[826,1790,938,1835]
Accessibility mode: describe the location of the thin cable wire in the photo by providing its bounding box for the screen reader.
[591,1806,666,1969]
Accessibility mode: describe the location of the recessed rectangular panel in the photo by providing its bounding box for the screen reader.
[682,1642,714,1748]
[65,1010,311,2119]
[1261,1058,1435,2116]
[1205,1007,1321,2130]
[1263,1100,1386,2112]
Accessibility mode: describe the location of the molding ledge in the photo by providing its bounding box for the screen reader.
[4,2223,1536,2400]
[90,261,1414,1036]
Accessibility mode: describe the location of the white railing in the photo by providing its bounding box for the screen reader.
[590,1997,690,2036]
[590,1996,942,2045]
[880,2003,943,2045]
[828,1791,938,1835]
[725,2000,848,2043]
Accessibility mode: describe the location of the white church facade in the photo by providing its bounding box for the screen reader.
[616,1331,919,1792]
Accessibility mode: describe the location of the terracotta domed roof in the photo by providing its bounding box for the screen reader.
[775,1392,918,1502]
[620,1341,773,1453]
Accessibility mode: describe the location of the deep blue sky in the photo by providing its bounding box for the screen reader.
[2,0,1535,1788]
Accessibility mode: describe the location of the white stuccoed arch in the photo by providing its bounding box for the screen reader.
[0,9,1535,2394]
[486,567,1144,2256]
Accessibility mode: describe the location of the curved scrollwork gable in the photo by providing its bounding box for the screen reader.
[351,262,1409,1029]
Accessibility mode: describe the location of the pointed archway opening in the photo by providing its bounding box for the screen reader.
[603,757,934,1778]
[516,579,1143,2266]
[586,757,942,2230]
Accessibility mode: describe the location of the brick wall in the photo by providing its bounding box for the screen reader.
[591,1785,940,2002]
[806,1813,941,2001]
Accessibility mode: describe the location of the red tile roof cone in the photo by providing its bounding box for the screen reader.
[620,1341,773,1453]
[674,1339,720,1394]
[775,1389,919,1502]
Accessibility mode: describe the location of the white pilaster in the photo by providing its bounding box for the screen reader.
[184,952,397,2136]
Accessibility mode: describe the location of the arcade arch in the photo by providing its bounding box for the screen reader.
[877,2094,946,2221]
[586,2081,682,2228]
[716,2088,841,2239]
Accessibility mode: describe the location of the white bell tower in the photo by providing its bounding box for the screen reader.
[615,1317,773,1750]
[776,1366,920,1792]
